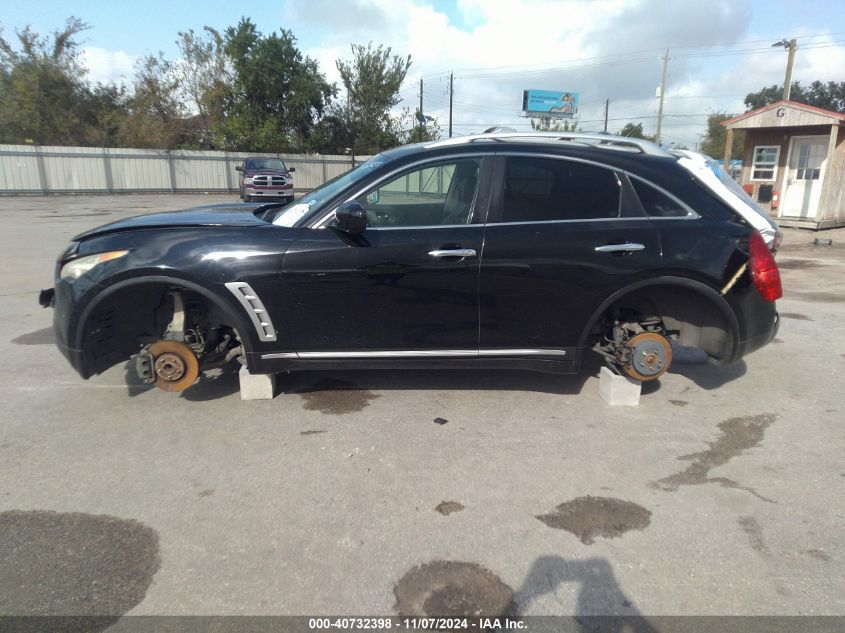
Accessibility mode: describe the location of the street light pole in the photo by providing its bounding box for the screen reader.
[772,38,798,100]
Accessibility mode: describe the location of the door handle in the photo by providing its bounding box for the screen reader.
[594,243,645,253]
[428,248,477,258]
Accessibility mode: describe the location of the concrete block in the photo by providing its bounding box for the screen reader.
[239,366,276,400]
[598,366,642,406]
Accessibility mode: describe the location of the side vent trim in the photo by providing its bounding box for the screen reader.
[225,282,277,342]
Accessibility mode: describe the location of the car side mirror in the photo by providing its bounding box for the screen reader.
[288,167,296,172]
[235,165,243,172]
[335,201,366,235]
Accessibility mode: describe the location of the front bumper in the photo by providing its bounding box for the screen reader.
[244,186,294,198]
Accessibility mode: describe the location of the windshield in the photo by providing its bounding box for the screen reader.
[271,154,388,227]
[245,158,286,171]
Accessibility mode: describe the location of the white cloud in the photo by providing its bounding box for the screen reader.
[284,0,841,147]
[81,47,136,85]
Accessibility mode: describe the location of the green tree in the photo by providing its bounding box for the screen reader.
[79,82,128,146]
[119,53,184,149]
[175,27,228,148]
[395,108,440,144]
[699,112,744,160]
[0,17,93,144]
[618,122,655,140]
[744,80,845,113]
[335,42,411,154]
[215,19,333,152]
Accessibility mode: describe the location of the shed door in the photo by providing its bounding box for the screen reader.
[781,136,828,219]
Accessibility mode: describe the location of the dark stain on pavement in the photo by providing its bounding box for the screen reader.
[394,561,514,617]
[300,429,328,435]
[780,312,813,321]
[435,501,465,516]
[535,496,652,545]
[433,417,448,425]
[776,259,822,270]
[786,291,845,303]
[773,338,784,344]
[294,378,380,415]
[0,510,159,617]
[738,516,769,554]
[656,414,778,502]
[669,399,689,407]
[803,549,831,562]
[11,327,55,345]
[198,489,214,497]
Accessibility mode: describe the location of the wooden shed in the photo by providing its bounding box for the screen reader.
[722,100,845,229]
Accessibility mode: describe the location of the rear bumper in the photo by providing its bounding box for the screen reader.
[738,311,779,359]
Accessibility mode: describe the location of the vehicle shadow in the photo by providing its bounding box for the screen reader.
[514,555,657,630]
[668,358,747,390]
[122,360,241,401]
[280,354,608,397]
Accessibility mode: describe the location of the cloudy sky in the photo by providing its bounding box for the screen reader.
[2,0,843,148]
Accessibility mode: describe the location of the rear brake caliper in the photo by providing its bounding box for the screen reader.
[597,316,673,382]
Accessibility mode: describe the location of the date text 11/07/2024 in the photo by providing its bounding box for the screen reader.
[308,618,527,630]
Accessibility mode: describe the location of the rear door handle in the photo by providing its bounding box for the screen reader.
[594,243,645,253]
[428,248,477,258]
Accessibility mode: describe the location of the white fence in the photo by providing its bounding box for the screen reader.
[0,144,371,194]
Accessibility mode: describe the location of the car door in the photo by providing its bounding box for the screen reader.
[478,154,663,354]
[280,156,492,354]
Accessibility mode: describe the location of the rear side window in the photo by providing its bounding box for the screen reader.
[501,157,620,222]
[630,178,689,217]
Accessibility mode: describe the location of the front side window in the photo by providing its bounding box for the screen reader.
[501,157,620,222]
[353,158,481,227]
[751,146,779,181]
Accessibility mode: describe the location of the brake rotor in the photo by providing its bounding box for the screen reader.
[148,340,200,392]
[622,332,672,382]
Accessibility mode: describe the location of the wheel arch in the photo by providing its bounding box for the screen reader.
[75,274,259,377]
[578,275,742,364]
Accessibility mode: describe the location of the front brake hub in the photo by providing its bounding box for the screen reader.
[622,332,672,382]
[147,340,200,392]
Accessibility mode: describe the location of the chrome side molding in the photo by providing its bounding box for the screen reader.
[261,348,568,360]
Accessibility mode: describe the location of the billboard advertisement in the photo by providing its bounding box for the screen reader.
[522,90,579,118]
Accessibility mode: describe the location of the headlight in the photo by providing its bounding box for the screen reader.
[60,250,129,280]
[243,177,254,184]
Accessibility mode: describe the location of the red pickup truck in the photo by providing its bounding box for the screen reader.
[235,157,295,203]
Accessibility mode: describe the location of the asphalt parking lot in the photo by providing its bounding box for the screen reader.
[1,194,844,620]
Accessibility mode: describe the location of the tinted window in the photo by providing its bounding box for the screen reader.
[631,178,689,217]
[354,158,481,227]
[501,157,620,222]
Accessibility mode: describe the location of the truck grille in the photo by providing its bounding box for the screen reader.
[252,175,286,187]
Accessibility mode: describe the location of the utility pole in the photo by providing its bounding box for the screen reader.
[655,49,669,147]
[603,99,609,132]
[780,38,798,100]
[449,72,454,138]
[419,78,424,139]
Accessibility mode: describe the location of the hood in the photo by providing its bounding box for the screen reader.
[244,168,290,175]
[73,204,269,240]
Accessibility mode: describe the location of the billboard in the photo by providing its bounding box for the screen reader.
[522,90,579,118]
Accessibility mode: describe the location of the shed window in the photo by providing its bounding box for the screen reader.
[751,145,779,181]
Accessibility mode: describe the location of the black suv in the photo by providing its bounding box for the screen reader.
[41,133,781,393]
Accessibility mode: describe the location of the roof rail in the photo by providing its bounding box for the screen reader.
[426,131,673,157]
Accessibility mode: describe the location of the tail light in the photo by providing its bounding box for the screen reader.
[748,230,782,301]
